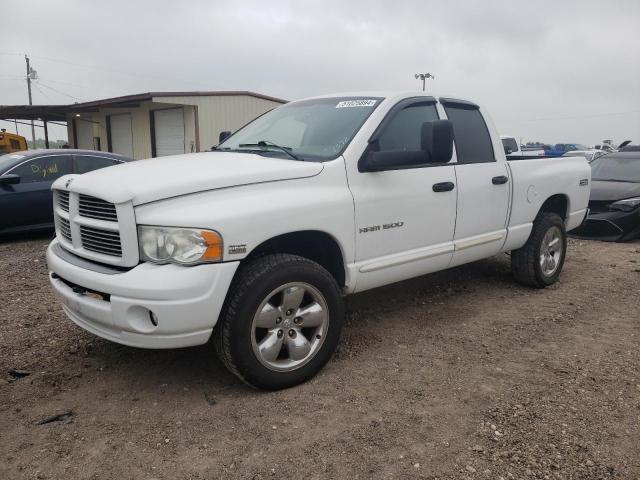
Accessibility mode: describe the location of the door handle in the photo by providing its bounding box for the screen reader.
[432,181,455,192]
[492,175,509,185]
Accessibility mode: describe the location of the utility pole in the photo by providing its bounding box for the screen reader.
[25,55,36,146]
[414,72,434,91]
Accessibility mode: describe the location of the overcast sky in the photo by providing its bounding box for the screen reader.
[1,0,639,146]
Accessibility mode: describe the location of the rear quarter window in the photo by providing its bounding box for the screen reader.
[75,156,120,174]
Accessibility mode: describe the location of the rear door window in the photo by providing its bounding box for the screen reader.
[10,155,72,183]
[74,155,121,174]
[443,105,495,163]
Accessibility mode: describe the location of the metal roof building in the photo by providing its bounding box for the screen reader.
[0,91,286,159]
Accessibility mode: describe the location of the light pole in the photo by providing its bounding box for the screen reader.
[414,72,434,91]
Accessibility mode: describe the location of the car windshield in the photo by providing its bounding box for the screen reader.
[0,152,29,173]
[218,97,382,161]
[591,155,640,183]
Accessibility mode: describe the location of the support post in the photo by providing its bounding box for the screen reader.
[43,120,49,148]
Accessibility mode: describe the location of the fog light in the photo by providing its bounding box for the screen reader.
[126,306,158,333]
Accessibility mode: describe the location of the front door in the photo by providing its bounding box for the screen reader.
[346,99,457,292]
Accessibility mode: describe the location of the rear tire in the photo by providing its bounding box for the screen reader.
[511,212,567,288]
[213,254,344,390]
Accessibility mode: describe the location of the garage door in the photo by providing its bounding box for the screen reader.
[153,108,185,157]
[109,114,133,158]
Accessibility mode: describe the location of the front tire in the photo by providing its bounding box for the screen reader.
[511,212,567,288]
[213,254,344,390]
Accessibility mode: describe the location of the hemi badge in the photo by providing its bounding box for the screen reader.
[579,179,589,186]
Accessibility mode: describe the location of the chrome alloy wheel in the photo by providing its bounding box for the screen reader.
[251,282,329,372]
[540,226,563,276]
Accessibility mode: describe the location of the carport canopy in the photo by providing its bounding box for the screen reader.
[0,104,89,148]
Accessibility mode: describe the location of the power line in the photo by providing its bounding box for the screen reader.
[38,77,90,89]
[29,53,187,84]
[36,81,84,102]
[32,81,52,100]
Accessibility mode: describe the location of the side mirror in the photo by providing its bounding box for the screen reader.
[0,174,20,186]
[504,145,513,155]
[219,131,232,143]
[421,120,454,164]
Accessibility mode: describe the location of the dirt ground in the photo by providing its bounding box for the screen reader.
[0,233,639,480]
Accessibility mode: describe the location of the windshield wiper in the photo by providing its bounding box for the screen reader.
[238,140,300,160]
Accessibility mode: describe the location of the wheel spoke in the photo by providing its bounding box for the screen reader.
[285,330,311,360]
[281,286,305,313]
[258,331,284,362]
[296,302,325,327]
[255,303,281,329]
[548,237,560,249]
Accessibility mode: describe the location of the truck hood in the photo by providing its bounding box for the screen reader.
[53,152,324,205]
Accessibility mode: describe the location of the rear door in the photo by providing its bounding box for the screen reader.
[1,154,72,231]
[441,100,510,266]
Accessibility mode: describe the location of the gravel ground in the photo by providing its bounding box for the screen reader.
[0,233,639,480]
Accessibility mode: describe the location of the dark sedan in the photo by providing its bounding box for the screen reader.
[0,149,131,235]
[572,152,640,241]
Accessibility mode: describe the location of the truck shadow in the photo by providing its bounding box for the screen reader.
[77,254,516,394]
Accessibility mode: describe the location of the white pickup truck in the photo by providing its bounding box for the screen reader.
[46,92,591,390]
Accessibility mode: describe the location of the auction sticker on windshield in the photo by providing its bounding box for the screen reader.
[336,99,377,108]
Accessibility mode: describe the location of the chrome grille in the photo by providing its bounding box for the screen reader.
[80,226,122,256]
[57,191,69,212]
[79,195,118,221]
[52,188,136,266]
[56,216,72,242]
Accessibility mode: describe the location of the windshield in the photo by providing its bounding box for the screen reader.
[218,97,382,161]
[591,155,640,183]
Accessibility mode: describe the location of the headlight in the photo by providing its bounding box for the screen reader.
[138,226,223,265]
[609,197,640,213]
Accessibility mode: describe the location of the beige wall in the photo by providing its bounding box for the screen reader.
[66,95,283,159]
[158,95,283,151]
